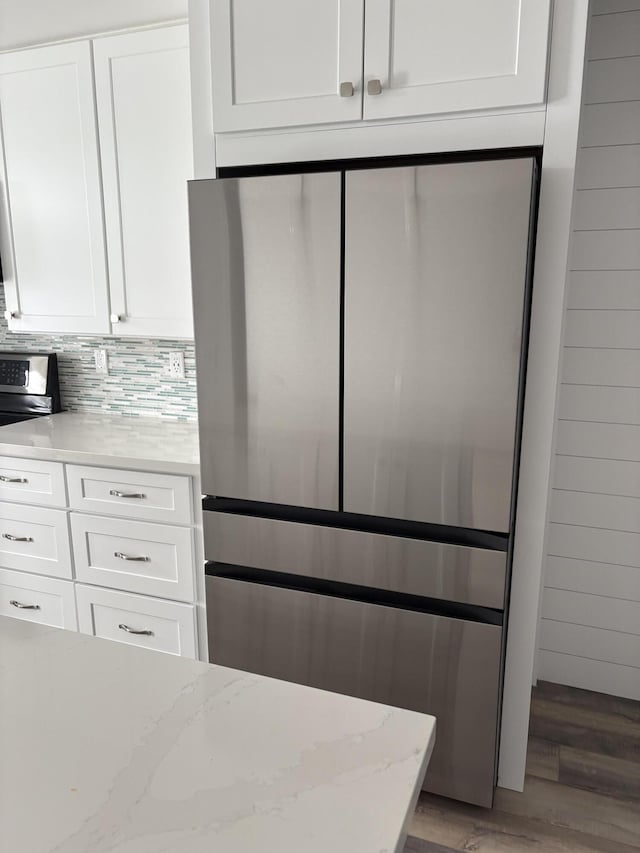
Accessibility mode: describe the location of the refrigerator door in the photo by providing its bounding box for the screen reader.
[206,573,503,808]
[343,157,535,532]
[189,174,341,510]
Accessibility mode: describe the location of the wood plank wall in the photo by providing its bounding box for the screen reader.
[538,0,640,700]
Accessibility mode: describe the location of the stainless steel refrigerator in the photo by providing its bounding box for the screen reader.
[189,153,539,808]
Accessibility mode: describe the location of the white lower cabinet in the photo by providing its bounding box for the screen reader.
[76,584,196,658]
[0,502,72,577]
[67,465,193,525]
[0,457,67,507]
[0,568,77,629]
[71,513,195,602]
[0,455,201,659]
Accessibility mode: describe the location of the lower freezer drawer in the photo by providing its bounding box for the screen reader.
[206,574,502,808]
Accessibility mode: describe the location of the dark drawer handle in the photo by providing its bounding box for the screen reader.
[114,551,150,562]
[110,490,146,499]
[118,623,154,636]
[10,600,40,610]
[0,475,28,483]
[2,533,34,542]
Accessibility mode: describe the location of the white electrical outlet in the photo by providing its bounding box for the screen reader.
[94,349,108,375]
[168,352,185,379]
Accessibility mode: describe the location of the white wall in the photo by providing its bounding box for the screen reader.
[0,0,187,50]
[537,0,640,702]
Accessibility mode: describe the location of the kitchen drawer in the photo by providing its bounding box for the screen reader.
[67,465,192,524]
[0,456,66,507]
[206,512,507,609]
[207,572,502,807]
[76,584,196,657]
[0,567,77,629]
[0,502,72,578]
[71,513,194,601]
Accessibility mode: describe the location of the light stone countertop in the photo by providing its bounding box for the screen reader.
[0,616,436,853]
[0,411,200,475]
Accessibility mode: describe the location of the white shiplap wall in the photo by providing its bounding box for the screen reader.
[538,0,640,701]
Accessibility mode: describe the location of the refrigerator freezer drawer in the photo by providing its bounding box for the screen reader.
[206,574,502,807]
[205,512,507,610]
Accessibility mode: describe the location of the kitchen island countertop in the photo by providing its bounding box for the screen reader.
[0,410,200,475]
[0,616,435,853]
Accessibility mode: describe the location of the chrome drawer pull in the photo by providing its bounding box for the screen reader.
[10,600,40,610]
[114,551,150,562]
[109,490,146,499]
[2,533,34,542]
[0,475,27,483]
[118,623,154,636]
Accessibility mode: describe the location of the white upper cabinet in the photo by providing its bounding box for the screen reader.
[211,0,365,131]
[94,26,194,338]
[0,42,110,334]
[363,0,552,121]
[209,0,551,134]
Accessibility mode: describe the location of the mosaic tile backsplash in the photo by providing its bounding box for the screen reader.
[0,288,198,420]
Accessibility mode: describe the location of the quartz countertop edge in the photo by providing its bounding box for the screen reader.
[0,411,201,476]
[0,616,436,853]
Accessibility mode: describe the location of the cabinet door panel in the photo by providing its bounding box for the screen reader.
[71,513,194,601]
[0,568,77,630]
[66,465,193,525]
[211,0,364,131]
[76,584,196,658]
[363,0,551,120]
[0,457,66,507]
[0,41,110,333]
[0,503,72,578]
[94,26,194,338]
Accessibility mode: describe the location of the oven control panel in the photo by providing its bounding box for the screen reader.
[0,354,52,396]
[0,358,29,388]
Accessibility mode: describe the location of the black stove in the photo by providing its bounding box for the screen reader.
[0,353,61,426]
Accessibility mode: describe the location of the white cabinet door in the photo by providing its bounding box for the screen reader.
[93,26,194,338]
[71,513,195,601]
[211,0,364,131]
[363,0,551,121]
[66,465,193,525]
[76,583,196,658]
[0,457,66,508]
[0,503,72,578]
[0,42,110,334]
[0,568,77,630]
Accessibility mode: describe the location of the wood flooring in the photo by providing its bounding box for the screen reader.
[405,681,640,852]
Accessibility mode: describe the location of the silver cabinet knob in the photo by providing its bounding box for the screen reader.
[367,78,383,96]
[10,600,40,610]
[110,313,125,323]
[0,475,27,484]
[2,533,34,542]
[109,490,146,499]
[118,623,154,636]
[339,81,354,97]
[3,310,19,321]
[114,551,150,562]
